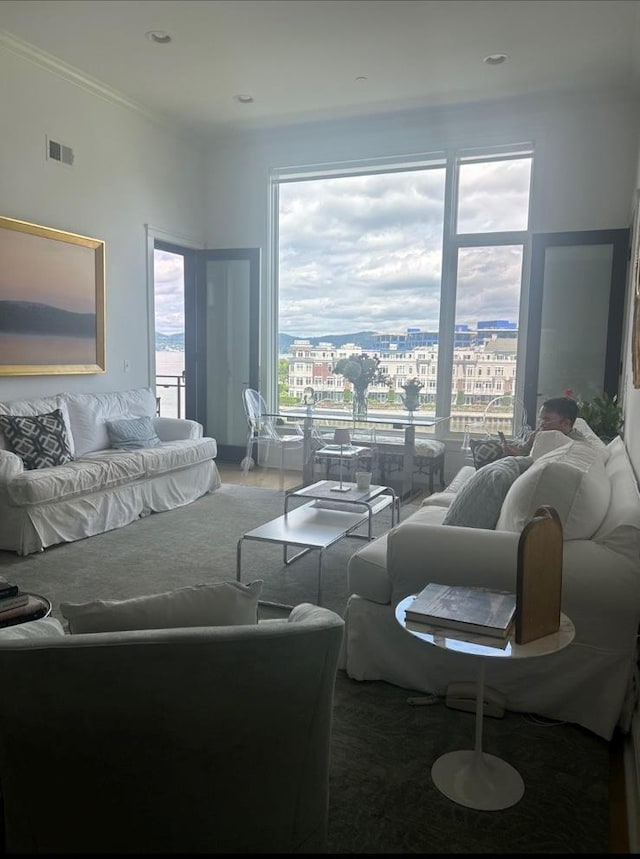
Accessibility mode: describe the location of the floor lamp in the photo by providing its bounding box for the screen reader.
[331,427,352,492]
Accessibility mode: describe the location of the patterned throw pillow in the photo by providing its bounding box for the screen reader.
[0,409,73,470]
[470,437,504,470]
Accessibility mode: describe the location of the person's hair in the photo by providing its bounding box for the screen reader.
[541,396,578,426]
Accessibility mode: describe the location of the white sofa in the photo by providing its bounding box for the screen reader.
[341,422,640,740]
[0,387,221,555]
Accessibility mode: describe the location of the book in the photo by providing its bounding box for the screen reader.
[405,583,516,639]
[0,592,30,612]
[0,596,47,628]
[0,580,19,599]
[405,618,510,650]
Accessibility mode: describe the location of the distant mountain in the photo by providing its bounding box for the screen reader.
[156,331,185,351]
[0,300,95,337]
[279,331,377,354]
[155,330,375,354]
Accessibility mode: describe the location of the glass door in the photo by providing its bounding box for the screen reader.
[187,248,260,461]
[524,230,628,420]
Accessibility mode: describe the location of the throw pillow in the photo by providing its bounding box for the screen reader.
[106,416,161,451]
[495,442,611,540]
[60,580,263,634]
[442,456,525,530]
[0,409,73,470]
[470,437,504,470]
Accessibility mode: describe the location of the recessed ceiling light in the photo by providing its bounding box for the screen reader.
[355,76,368,82]
[234,94,254,104]
[146,30,172,45]
[483,53,509,66]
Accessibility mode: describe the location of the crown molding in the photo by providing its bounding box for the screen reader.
[0,28,162,125]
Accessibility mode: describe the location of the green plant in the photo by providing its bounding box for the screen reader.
[575,392,623,441]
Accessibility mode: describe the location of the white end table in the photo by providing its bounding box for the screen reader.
[395,595,575,811]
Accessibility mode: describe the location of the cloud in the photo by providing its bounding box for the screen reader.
[152,158,531,342]
[279,159,530,337]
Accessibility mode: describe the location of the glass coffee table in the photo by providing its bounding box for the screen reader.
[285,479,399,540]
[237,501,376,607]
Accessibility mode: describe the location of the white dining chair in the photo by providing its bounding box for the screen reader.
[242,388,304,491]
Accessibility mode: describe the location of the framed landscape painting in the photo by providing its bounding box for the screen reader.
[0,216,105,375]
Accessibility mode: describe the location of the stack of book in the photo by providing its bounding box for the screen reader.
[0,579,34,625]
[405,582,516,642]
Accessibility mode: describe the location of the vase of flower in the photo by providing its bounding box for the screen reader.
[400,377,424,415]
[352,386,368,421]
[332,353,389,422]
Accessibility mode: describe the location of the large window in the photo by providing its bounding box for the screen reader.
[273,146,532,434]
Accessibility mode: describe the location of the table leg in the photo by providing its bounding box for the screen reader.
[236,538,243,582]
[402,424,415,500]
[430,661,525,810]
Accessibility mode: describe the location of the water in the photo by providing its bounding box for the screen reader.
[155,351,184,418]
[0,332,95,365]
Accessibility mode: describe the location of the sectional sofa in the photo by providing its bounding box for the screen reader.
[0,387,220,555]
[342,422,640,740]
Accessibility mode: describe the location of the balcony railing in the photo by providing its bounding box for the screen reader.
[155,374,186,419]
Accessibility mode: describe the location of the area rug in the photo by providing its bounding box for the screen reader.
[0,484,610,853]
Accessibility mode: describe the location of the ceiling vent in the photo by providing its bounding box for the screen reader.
[46,136,74,166]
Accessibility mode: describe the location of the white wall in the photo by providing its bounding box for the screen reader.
[620,148,640,479]
[0,44,205,403]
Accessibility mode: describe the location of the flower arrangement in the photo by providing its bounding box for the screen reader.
[400,377,424,396]
[332,353,388,392]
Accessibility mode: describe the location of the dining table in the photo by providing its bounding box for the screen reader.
[279,406,444,500]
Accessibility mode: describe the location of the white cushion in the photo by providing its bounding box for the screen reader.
[496,440,610,540]
[63,388,157,455]
[573,417,610,462]
[60,581,263,634]
[593,436,640,561]
[0,617,65,639]
[530,430,573,461]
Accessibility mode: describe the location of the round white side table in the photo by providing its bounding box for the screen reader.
[395,595,575,812]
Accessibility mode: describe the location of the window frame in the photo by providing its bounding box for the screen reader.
[269,144,533,437]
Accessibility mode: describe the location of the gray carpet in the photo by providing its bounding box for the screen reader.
[0,484,610,853]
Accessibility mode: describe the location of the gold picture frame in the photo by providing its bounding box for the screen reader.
[0,216,105,375]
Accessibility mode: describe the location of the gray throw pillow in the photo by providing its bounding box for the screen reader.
[106,416,161,450]
[442,456,525,530]
[60,581,263,634]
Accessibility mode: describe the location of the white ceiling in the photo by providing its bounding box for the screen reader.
[1,0,639,137]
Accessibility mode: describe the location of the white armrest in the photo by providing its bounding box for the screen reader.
[0,450,24,482]
[387,522,520,603]
[153,417,203,441]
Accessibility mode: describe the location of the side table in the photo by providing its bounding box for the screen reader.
[0,593,52,629]
[395,595,575,811]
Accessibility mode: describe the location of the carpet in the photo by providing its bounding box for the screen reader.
[0,484,610,853]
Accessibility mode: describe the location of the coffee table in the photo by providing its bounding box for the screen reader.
[237,501,372,607]
[395,594,575,811]
[285,479,399,540]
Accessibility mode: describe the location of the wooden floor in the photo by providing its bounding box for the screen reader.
[216,459,630,852]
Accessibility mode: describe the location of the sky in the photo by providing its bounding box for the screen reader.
[153,156,531,338]
[0,226,97,313]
